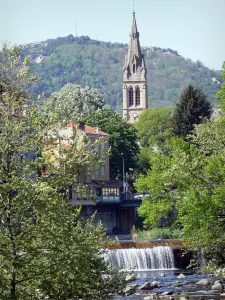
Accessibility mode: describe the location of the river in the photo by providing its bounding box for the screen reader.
[104,245,224,299]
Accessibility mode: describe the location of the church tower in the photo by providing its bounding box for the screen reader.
[123,12,148,123]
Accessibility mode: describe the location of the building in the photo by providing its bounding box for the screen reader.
[50,121,141,234]
[123,12,148,123]
[67,122,122,233]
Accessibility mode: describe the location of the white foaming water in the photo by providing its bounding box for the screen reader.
[105,246,175,270]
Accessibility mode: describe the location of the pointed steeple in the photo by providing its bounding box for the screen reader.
[124,12,146,80]
[126,12,142,71]
[123,11,148,123]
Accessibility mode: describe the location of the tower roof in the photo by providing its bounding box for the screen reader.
[123,12,147,81]
[127,11,142,66]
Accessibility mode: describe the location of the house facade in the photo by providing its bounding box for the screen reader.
[55,121,140,234]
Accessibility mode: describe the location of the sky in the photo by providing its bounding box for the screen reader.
[0,0,225,70]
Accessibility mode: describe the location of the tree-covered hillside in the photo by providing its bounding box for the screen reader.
[22,35,222,111]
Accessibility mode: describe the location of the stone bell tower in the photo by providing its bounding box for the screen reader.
[123,11,148,123]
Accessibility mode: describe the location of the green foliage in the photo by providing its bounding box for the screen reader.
[135,150,176,227]
[43,83,105,123]
[190,119,225,155]
[0,44,130,299]
[217,62,225,111]
[0,43,37,101]
[43,84,139,180]
[85,106,139,179]
[135,107,173,149]
[21,36,221,109]
[136,147,153,175]
[173,84,212,137]
[135,118,225,266]
[132,228,182,240]
[134,108,173,176]
[203,261,225,278]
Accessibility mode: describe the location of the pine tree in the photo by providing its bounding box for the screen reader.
[173,84,212,137]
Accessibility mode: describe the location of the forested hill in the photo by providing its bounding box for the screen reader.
[22,35,222,111]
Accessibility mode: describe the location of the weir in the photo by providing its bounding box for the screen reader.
[107,239,185,249]
[105,246,175,270]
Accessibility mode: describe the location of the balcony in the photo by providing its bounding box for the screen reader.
[120,192,143,207]
[71,185,122,205]
[97,195,120,203]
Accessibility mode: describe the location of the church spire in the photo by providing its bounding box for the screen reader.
[127,11,142,69]
[123,12,148,123]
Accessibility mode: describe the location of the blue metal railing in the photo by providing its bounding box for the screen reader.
[97,195,120,203]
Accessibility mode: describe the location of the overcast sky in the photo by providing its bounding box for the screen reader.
[1,0,224,70]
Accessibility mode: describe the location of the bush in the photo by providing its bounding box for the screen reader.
[131,228,182,240]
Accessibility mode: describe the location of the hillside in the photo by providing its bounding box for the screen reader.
[22,35,222,111]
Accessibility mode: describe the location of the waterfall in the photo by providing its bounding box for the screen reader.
[105,246,175,270]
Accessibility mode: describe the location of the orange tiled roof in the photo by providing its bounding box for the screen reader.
[67,121,109,136]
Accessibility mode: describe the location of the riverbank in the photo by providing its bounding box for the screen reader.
[115,270,225,300]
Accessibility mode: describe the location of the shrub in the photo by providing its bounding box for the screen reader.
[131,228,182,240]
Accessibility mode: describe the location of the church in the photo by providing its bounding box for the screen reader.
[123,11,148,123]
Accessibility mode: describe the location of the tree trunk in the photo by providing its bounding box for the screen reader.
[10,270,16,300]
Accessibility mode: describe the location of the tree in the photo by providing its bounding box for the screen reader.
[217,62,225,111]
[135,119,225,267]
[85,106,139,179]
[44,86,139,180]
[134,107,173,177]
[43,83,105,123]
[135,107,173,150]
[0,44,131,299]
[173,84,212,137]
[136,147,153,175]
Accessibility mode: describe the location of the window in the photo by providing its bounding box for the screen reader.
[100,166,105,175]
[87,138,92,152]
[96,188,102,197]
[128,87,134,106]
[133,64,136,73]
[102,187,120,202]
[69,185,73,200]
[103,188,119,196]
[135,86,140,106]
[96,166,105,175]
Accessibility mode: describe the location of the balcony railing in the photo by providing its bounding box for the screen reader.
[97,195,120,203]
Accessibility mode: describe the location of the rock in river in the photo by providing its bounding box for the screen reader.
[140,282,154,290]
[196,279,211,286]
[211,282,224,291]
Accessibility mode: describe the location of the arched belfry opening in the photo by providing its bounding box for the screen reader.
[128,87,134,106]
[135,86,140,106]
[123,12,148,123]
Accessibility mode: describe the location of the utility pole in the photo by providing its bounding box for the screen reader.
[121,153,125,194]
